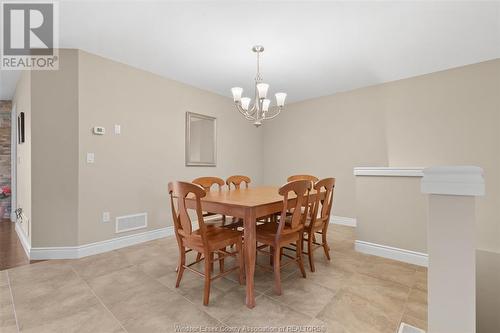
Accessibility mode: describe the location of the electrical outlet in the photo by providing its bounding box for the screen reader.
[102,212,110,223]
[86,152,95,163]
[114,124,121,134]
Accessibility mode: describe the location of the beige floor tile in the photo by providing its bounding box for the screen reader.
[357,255,418,287]
[71,250,132,281]
[308,318,329,332]
[223,294,312,328]
[20,306,124,333]
[7,260,73,287]
[413,269,427,291]
[9,264,121,332]
[194,285,253,322]
[0,285,17,332]
[317,289,400,333]
[404,288,427,322]
[88,264,221,331]
[0,270,8,287]
[0,225,428,332]
[265,276,336,317]
[342,273,408,323]
[400,312,427,331]
[318,251,368,274]
[117,241,168,265]
[291,264,353,294]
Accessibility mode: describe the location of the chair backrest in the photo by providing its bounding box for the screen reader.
[168,181,209,248]
[226,175,251,190]
[276,180,312,240]
[309,178,335,229]
[287,174,319,183]
[192,177,225,192]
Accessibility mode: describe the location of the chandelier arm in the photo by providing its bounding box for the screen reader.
[245,102,258,117]
[262,107,282,120]
[236,104,254,120]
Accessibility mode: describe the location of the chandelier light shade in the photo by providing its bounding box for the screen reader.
[231,45,287,127]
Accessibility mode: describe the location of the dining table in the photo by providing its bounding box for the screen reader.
[184,185,325,308]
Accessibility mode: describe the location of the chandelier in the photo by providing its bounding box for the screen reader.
[231,45,287,127]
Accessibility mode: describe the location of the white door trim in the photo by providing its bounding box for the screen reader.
[10,103,16,222]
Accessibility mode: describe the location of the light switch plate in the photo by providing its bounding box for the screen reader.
[102,212,110,223]
[86,152,95,163]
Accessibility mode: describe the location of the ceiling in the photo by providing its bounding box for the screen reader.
[1,1,499,102]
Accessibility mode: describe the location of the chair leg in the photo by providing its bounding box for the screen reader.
[273,246,282,295]
[270,246,274,266]
[209,252,215,273]
[203,251,211,306]
[219,248,225,273]
[196,252,203,262]
[236,239,245,285]
[307,232,315,272]
[322,230,331,261]
[297,238,307,278]
[175,246,186,288]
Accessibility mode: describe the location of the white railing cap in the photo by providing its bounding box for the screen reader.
[421,166,485,196]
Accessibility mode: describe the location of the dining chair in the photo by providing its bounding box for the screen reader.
[287,174,319,183]
[192,176,227,223]
[192,177,228,261]
[168,181,244,305]
[225,175,273,226]
[302,178,335,272]
[255,179,311,295]
[226,175,251,189]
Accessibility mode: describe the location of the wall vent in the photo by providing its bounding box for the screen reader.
[115,213,148,233]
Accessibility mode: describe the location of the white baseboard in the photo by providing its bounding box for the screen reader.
[15,221,31,259]
[29,226,174,260]
[330,215,357,227]
[355,240,428,267]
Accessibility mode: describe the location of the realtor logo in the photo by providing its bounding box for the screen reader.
[1,1,59,70]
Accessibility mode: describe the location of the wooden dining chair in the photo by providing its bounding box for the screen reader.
[192,176,227,223]
[302,178,335,272]
[287,174,319,182]
[168,181,244,305]
[255,180,311,295]
[226,175,251,189]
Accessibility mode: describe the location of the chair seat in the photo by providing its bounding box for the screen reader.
[193,225,242,250]
[256,221,302,245]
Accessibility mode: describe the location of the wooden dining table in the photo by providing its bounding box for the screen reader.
[185,186,324,308]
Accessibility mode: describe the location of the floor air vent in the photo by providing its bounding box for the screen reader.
[398,323,425,333]
[115,213,148,233]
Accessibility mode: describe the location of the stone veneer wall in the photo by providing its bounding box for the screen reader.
[0,100,11,219]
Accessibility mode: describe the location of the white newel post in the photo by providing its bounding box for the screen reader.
[421,166,485,333]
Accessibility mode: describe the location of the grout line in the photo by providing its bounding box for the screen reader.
[6,271,20,333]
[70,266,129,333]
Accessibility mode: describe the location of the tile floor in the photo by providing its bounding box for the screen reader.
[0,225,427,333]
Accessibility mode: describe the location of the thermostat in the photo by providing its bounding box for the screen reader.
[93,126,105,135]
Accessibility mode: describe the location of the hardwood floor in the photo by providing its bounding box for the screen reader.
[0,220,31,270]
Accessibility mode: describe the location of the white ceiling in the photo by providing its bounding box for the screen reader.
[1,1,499,102]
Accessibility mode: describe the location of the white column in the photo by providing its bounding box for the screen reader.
[421,166,485,333]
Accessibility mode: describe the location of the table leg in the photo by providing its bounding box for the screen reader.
[243,208,256,308]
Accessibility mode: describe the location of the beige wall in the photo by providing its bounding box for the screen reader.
[77,50,263,244]
[262,87,389,218]
[356,176,427,252]
[263,59,500,254]
[12,71,31,243]
[382,60,500,253]
[30,50,80,247]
